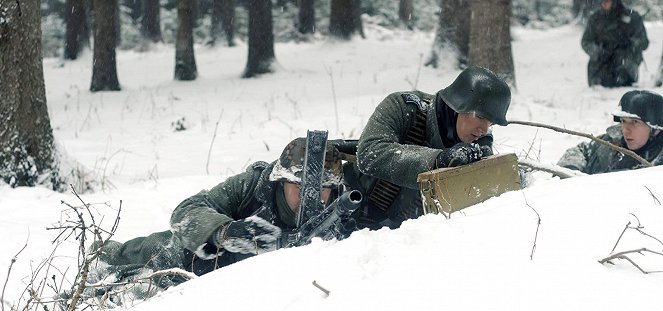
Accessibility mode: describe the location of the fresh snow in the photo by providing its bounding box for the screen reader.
[1,22,663,311]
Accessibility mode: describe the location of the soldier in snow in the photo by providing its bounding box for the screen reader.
[343,65,511,230]
[558,90,663,174]
[581,0,648,87]
[91,138,347,283]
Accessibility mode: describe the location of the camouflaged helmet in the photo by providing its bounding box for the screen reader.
[269,137,343,187]
[612,90,663,130]
[440,65,511,126]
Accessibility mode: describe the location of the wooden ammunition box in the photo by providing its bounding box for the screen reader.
[417,153,521,216]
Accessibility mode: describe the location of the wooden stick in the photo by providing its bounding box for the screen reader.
[508,120,652,167]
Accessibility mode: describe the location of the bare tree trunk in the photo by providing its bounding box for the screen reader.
[398,0,413,29]
[141,0,163,43]
[468,0,515,86]
[0,0,61,189]
[64,0,89,60]
[329,0,363,39]
[655,40,663,87]
[175,0,198,80]
[90,0,121,91]
[210,0,235,46]
[242,0,275,78]
[298,0,315,34]
[426,0,470,68]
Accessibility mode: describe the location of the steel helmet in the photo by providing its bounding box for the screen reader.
[612,90,663,130]
[440,65,511,126]
[269,137,343,187]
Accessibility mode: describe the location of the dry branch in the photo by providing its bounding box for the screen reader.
[599,248,663,274]
[508,120,652,167]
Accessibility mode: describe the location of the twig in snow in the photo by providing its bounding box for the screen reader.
[1,238,28,311]
[644,186,661,205]
[521,191,541,260]
[599,248,663,274]
[323,65,340,135]
[312,280,330,297]
[206,110,224,175]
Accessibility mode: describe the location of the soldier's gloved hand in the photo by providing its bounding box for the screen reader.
[479,145,493,157]
[436,143,483,168]
[213,216,281,255]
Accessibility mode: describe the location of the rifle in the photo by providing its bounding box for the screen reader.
[279,189,362,248]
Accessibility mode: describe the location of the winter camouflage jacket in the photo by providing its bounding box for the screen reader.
[557,125,663,174]
[94,161,297,277]
[347,91,492,229]
[581,1,648,87]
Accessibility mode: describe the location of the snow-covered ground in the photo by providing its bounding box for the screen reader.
[1,21,663,310]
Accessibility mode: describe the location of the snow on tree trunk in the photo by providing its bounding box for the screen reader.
[468,0,516,87]
[0,0,62,189]
[90,0,121,91]
[64,0,89,60]
[210,0,235,47]
[298,0,315,35]
[426,0,470,69]
[141,0,163,43]
[242,0,275,78]
[175,0,198,80]
[329,0,364,40]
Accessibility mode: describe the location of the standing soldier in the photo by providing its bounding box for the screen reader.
[558,90,663,174]
[581,0,648,87]
[344,65,511,230]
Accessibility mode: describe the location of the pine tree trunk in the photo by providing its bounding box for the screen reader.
[468,0,515,86]
[297,0,315,34]
[329,0,363,39]
[398,0,413,29]
[655,41,663,87]
[0,0,61,189]
[210,0,235,46]
[90,0,121,91]
[242,0,275,78]
[175,0,198,80]
[141,0,163,43]
[64,0,88,60]
[426,0,470,68]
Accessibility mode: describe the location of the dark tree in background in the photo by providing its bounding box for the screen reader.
[142,0,163,43]
[298,0,315,35]
[64,0,89,60]
[242,0,275,78]
[468,0,515,86]
[175,0,198,80]
[0,0,61,189]
[125,0,142,23]
[329,0,364,39]
[91,0,121,91]
[398,0,413,29]
[210,0,235,46]
[426,0,470,68]
[655,41,663,87]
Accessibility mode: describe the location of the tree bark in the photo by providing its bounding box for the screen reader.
[141,0,163,43]
[329,0,363,40]
[297,0,315,34]
[468,0,515,86]
[398,0,413,29]
[426,0,470,68]
[210,0,235,46]
[656,40,663,87]
[242,0,275,78]
[90,0,121,91]
[64,0,89,60]
[0,0,61,189]
[175,0,198,80]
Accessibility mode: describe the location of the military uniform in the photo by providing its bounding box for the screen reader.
[345,90,493,229]
[92,161,296,279]
[558,125,663,174]
[581,0,648,87]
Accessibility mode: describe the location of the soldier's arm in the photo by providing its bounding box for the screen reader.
[356,92,440,190]
[170,163,264,254]
[629,13,649,52]
[557,141,591,173]
[580,15,600,58]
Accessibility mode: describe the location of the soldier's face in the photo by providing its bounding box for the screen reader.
[456,113,492,143]
[283,182,332,213]
[620,118,650,150]
[601,0,613,12]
